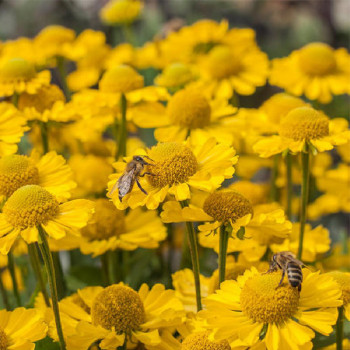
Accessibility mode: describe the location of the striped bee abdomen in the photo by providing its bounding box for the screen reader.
[287,262,303,291]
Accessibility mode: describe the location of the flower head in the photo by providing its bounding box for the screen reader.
[100,0,143,25]
[182,331,231,350]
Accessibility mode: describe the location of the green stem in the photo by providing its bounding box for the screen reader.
[115,93,127,160]
[297,144,310,260]
[336,306,344,350]
[108,251,121,284]
[11,92,18,107]
[286,152,293,220]
[7,252,22,306]
[0,273,10,310]
[57,56,71,100]
[28,243,50,306]
[100,254,110,286]
[218,225,229,285]
[121,24,135,45]
[180,200,202,311]
[40,122,49,154]
[38,226,66,350]
[270,155,279,202]
[52,252,66,299]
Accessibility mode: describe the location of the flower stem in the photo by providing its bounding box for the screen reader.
[115,93,127,160]
[285,152,293,220]
[28,243,50,306]
[40,122,49,154]
[297,144,310,260]
[270,155,279,202]
[37,226,66,350]
[52,252,66,299]
[0,273,10,310]
[7,251,22,306]
[336,306,344,350]
[100,253,110,286]
[180,200,202,311]
[218,225,229,285]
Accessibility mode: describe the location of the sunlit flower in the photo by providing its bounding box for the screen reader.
[108,138,238,210]
[79,198,167,256]
[100,0,143,25]
[0,307,47,349]
[200,268,342,349]
[182,331,231,350]
[270,42,350,103]
[0,185,94,254]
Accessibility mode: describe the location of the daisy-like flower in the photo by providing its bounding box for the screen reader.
[181,331,231,350]
[79,198,167,257]
[0,151,76,201]
[0,307,47,349]
[99,0,143,25]
[270,42,350,104]
[0,102,27,156]
[132,86,237,144]
[0,57,50,97]
[200,268,342,349]
[63,283,185,349]
[0,184,94,254]
[107,138,238,210]
[254,107,350,158]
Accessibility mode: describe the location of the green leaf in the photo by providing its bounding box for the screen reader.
[237,226,245,240]
[35,337,60,350]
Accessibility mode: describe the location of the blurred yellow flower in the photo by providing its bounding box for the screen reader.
[100,0,143,25]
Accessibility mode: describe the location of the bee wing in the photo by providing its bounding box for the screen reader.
[117,170,135,199]
[108,179,120,197]
[291,257,306,267]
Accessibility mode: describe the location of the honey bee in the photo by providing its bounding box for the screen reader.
[267,251,304,291]
[108,155,154,202]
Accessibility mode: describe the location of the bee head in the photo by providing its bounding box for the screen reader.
[133,155,153,165]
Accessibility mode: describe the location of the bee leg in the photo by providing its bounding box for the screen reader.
[139,172,156,177]
[276,269,285,289]
[135,178,148,195]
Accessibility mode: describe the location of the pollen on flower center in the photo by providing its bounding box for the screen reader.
[3,185,59,229]
[0,155,39,198]
[298,43,336,75]
[81,199,125,240]
[206,45,241,79]
[181,331,230,350]
[240,272,299,323]
[279,107,329,141]
[0,57,36,80]
[91,285,145,333]
[0,326,8,350]
[167,89,211,129]
[326,271,350,305]
[147,143,198,187]
[203,191,253,224]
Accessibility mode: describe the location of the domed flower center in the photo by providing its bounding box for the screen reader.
[0,155,40,198]
[81,199,126,240]
[18,84,65,113]
[3,185,60,229]
[147,143,198,187]
[326,271,350,305]
[240,272,299,323]
[156,63,194,88]
[203,191,253,224]
[0,58,36,80]
[229,181,267,206]
[298,43,336,76]
[279,107,329,141]
[167,89,211,129]
[91,285,145,333]
[99,65,144,93]
[181,331,230,350]
[206,46,241,79]
[0,326,7,350]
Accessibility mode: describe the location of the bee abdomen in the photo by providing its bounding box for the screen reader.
[287,263,302,290]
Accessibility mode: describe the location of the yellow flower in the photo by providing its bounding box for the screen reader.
[182,331,231,350]
[0,102,27,156]
[0,307,47,349]
[0,37,37,65]
[108,138,238,210]
[100,0,143,25]
[18,84,66,122]
[79,198,166,256]
[63,283,184,349]
[133,87,237,144]
[0,185,94,254]
[320,240,350,272]
[254,107,350,158]
[0,57,50,97]
[0,151,76,201]
[200,268,342,349]
[321,339,350,350]
[270,42,350,104]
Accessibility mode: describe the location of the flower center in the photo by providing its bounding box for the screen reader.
[0,57,36,80]
[147,143,198,187]
[0,155,40,198]
[206,45,241,79]
[167,89,211,129]
[229,181,267,206]
[326,271,350,305]
[0,327,7,350]
[91,285,145,333]
[18,84,65,113]
[3,185,59,230]
[203,191,253,224]
[99,65,144,93]
[81,199,126,240]
[181,331,230,350]
[279,107,329,141]
[298,43,336,76]
[156,63,194,88]
[240,272,299,323]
